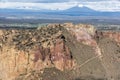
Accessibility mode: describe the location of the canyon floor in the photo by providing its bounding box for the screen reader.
[0,23,120,80]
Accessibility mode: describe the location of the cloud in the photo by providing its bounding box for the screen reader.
[82,1,120,12]
[0,0,119,3]
[0,0,70,3]
[0,2,77,10]
[0,0,120,12]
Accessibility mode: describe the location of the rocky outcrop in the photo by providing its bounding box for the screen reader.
[0,25,75,80]
[0,23,120,80]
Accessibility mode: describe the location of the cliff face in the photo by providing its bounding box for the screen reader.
[0,25,74,80]
[0,23,120,80]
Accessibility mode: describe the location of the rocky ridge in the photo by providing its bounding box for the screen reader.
[0,23,120,80]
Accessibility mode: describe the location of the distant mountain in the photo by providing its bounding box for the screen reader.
[0,6,120,19]
[57,6,98,16]
[59,6,120,16]
[63,6,97,13]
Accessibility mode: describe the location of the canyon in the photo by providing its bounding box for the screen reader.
[0,23,120,80]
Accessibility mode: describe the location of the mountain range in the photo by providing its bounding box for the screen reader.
[0,6,120,19]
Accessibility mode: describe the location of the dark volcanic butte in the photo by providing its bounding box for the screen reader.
[0,23,120,80]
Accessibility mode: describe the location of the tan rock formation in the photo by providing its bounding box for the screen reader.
[0,25,74,80]
[0,23,120,80]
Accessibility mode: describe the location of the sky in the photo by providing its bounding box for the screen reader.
[0,0,120,12]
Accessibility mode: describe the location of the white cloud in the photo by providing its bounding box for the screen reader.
[0,0,120,12]
[0,2,77,10]
[82,1,120,12]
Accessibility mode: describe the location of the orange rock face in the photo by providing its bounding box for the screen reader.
[103,32,120,43]
[50,39,74,71]
[0,25,74,80]
[0,47,29,80]
[0,23,120,80]
[33,39,74,71]
[63,23,97,46]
